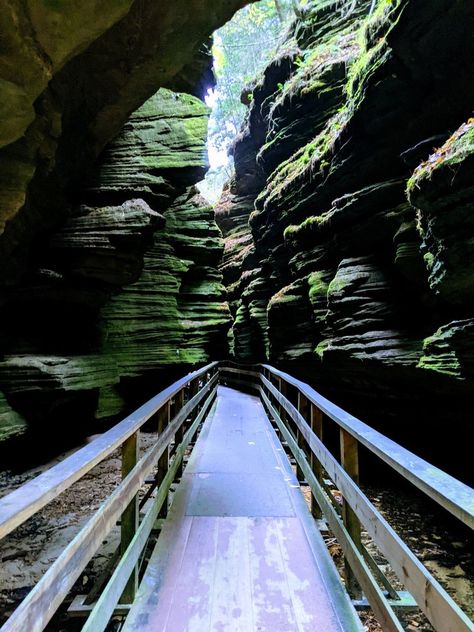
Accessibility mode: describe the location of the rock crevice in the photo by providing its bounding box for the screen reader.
[216,0,474,475]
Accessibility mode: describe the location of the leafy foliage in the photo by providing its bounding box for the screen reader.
[210,0,296,152]
[201,0,298,202]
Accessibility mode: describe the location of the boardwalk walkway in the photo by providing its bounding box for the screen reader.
[123,386,362,631]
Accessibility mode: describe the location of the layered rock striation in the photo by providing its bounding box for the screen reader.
[216,0,474,475]
[0,0,254,284]
[0,89,230,446]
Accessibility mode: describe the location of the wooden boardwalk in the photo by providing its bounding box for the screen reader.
[2,364,472,632]
[123,386,363,632]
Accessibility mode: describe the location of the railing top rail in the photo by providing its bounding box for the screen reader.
[0,361,218,541]
[260,363,474,529]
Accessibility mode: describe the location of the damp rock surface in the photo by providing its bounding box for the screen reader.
[216,0,474,477]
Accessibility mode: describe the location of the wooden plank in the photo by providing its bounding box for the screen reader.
[361,545,400,601]
[310,403,323,519]
[120,432,139,603]
[174,389,185,479]
[0,362,218,541]
[209,518,254,632]
[340,428,362,599]
[1,374,218,632]
[81,388,217,632]
[68,595,131,617]
[184,471,295,517]
[157,403,170,520]
[260,364,474,529]
[259,379,474,632]
[123,386,362,632]
[219,366,260,379]
[220,375,259,392]
[296,392,308,484]
[261,389,404,632]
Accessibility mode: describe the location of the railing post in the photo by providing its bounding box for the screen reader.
[190,376,199,398]
[174,388,185,479]
[190,377,199,409]
[120,431,139,603]
[270,376,281,437]
[340,428,362,598]
[279,378,288,425]
[310,403,324,520]
[157,402,171,519]
[296,392,308,483]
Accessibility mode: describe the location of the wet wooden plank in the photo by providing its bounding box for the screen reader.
[184,472,295,517]
[122,386,362,632]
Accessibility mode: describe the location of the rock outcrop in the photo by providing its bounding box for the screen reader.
[216,0,474,476]
[0,89,230,446]
[0,0,254,284]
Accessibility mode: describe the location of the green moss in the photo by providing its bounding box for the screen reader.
[268,284,299,310]
[423,252,434,271]
[308,271,329,301]
[284,214,326,241]
[345,0,401,106]
[0,391,27,440]
[327,274,347,295]
[407,120,474,193]
[264,106,349,202]
[315,339,330,359]
[346,37,390,105]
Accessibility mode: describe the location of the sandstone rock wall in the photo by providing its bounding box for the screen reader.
[0,0,254,284]
[0,89,230,447]
[216,0,474,476]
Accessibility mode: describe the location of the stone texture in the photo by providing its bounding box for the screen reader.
[418,320,474,380]
[0,392,27,442]
[85,90,211,209]
[100,188,230,380]
[48,199,164,286]
[0,86,230,440]
[408,120,474,305]
[219,0,474,474]
[0,0,255,284]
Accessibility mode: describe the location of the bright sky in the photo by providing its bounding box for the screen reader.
[205,88,229,170]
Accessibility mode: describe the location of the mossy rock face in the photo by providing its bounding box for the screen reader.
[267,279,314,363]
[408,120,474,304]
[0,0,253,284]
[0,391,27,442]
[418,319,474,379]
[86,90,211,209]
[101,186,231,376]
[220,0,474,465]
[0,84,231,441]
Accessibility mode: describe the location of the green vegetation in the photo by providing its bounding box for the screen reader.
[201,0,298,201]
[407,119,474,193]
[263,105,349,202]
[284,214,326,241]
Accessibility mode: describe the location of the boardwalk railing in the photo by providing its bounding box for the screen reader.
[0,361,472,632]
[0,362,218,632]
[219,363,474,632]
